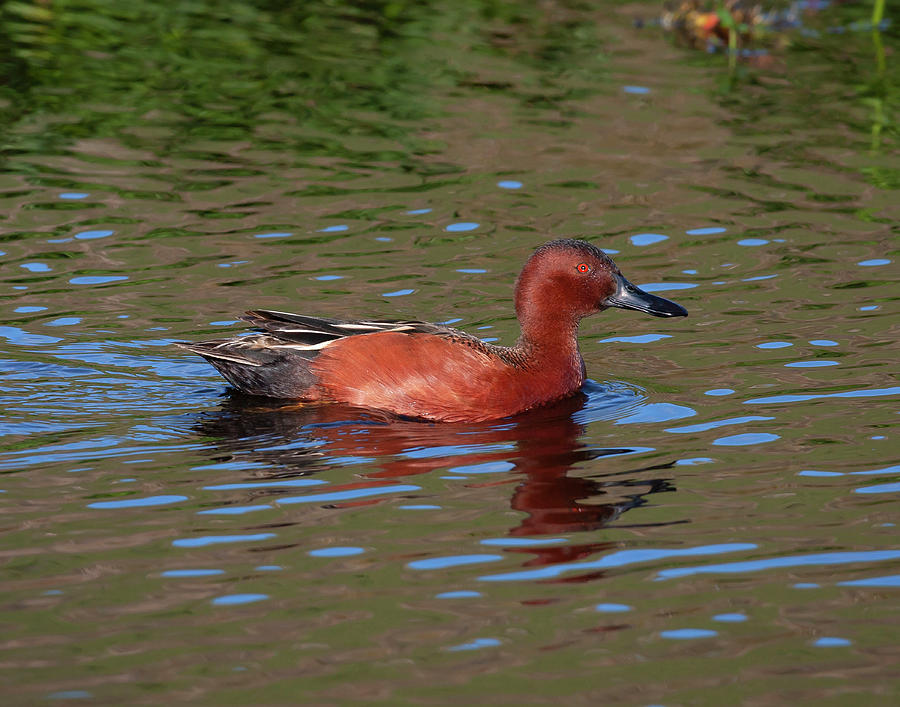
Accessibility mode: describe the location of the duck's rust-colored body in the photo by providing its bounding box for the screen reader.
[178,239,687,422]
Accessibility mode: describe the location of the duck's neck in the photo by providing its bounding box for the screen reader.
[515,313,584,374]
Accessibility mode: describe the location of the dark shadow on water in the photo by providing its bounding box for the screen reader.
[191,389,684,568]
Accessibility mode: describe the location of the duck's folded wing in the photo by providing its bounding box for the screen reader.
[240,309,446,347]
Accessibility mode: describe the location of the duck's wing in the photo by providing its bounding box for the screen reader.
[175,310,451,366]
[239,309,448,349]
[176,310,507,399]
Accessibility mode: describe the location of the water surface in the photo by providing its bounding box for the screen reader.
[1,1,898,704]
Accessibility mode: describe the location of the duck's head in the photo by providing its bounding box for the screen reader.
[514,239,688,329]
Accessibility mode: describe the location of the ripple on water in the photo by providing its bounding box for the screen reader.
[446,637,501,651]
[445,222,479,232]
[172,533,277,548]
[211,594,269,606]
[88,494,188,509]
[479,543,756,583]
[630,233,668,246]
[656,550,900,580]
[599,334,671,344]
[712,433,780,446]
[309,547,365,557]
[660,629,718,639]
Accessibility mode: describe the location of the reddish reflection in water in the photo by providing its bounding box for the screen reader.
[194,392,680,572]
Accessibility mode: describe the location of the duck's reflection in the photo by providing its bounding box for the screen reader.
[192,391,680,569]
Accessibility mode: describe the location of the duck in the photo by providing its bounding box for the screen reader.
[177,238,687,422]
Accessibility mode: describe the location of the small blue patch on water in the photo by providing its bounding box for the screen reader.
[446,637,501,651]
[682,269,698,274]
[437,590,482,599]
[623,85,650,94]
[203,478,325,490]
[309,547,365,557]
[855,482,900,495]
[859,305,878,311]
[857,259,890,267]
[317,225,348,232]
[705,388,735,396]
[813,637,851,647]
[757,341,792,349]
[445,222,479,232]
[784,361,839,368]
[70,275,128,285]
[601,248,619,255]
[209,320,240,326]
[738,238,768,246]
[798,470,844,477]
[743,274,777,281]
[314,275,344,281]
[665,415,774,434]
[660,629,718,640]
[59,192,89,199]
[449,461,514,474]
[88,494,187,509]
[712,433,779,446]
[161,569,224,578]
[457,268,487,274]
[279,484,420,505]
[21,262,51,272]
[75,229,114,240]
[198,504,273,515]
[254,231,292,239]
[793,583,820,589]
[48,690,92,699]
[616,403,696,425]
[14,305,47,313]
[408,554,504,570]
[481,543,755,583]
[45,317,81,327]
[43,590,63,595]
[745,385,900,405]
[838,574,900,588]
[375,236,393,242]
[638,282,696,292]
[497,180,523,189]
[256,565,283,571]
[657,550,900,581]
[630,233,668,246]
[595,603,632,613]
[399,504,441,510]
[713,613,747,622]
[382,288,415,297]
[407,208,432,215]
[686,227,727,235]
[172,533,276,548]
[212,593,269,606]
[599,334,672,344]
[676,457,714,465]
[481,537,565,547]
[809,339,838,346]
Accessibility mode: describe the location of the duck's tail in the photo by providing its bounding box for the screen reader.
[175,338,320,399]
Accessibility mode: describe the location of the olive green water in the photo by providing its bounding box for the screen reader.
[1,1,898,704]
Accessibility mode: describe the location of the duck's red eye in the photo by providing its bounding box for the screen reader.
[576,263,590,273]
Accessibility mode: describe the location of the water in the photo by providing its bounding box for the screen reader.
[1,1,898,704]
